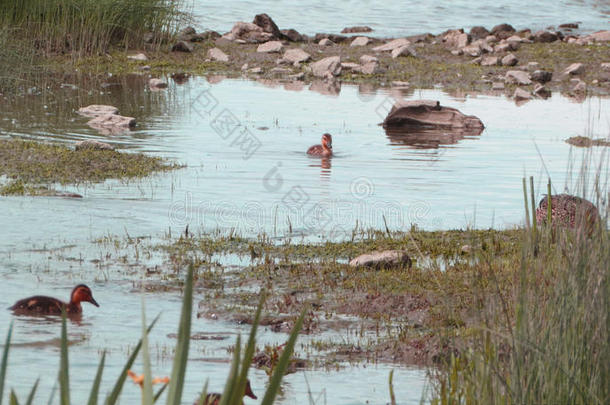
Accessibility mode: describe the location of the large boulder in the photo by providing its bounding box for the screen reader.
[469,26,490,40]
[77,105,118,117]
[535,194,600,232]
[349,250,412,269]
[382,100,484,130]
[491,23,516,39]
[311,56,341,78]
[253,13,281,38]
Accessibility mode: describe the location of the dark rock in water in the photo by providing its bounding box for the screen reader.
[341,25,373,33]
[531,70,552,83]
[536,194,600,233]
[565,136,610,147]
[349,250,412,270]
[171,40,193,52]
[559,22,579,29]
[533,30,559,43]
[313,33,348,43]
[253,13,281,38]
[491,23,516,39]
[469,26,490,40]
[382,100,484,130]
[280,28,304,42]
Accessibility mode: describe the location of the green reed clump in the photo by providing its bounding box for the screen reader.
[430,179,609,405]
[0,0,187,57]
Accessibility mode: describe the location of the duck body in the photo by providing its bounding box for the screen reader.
[9,284,99,315]
[307,133,333,157]
[194,380,257,405]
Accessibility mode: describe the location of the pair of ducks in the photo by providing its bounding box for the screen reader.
[10,286,258,405]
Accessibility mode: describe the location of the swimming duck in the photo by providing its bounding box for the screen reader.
[9,284,99,315]
[307,133,333,157]
[194,379,257,405]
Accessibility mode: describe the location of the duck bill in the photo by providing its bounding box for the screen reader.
[89,297,100,307]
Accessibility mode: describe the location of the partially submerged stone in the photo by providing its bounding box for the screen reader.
[75,139,114,151]
[77,105,119,117]
[87,114,136,134]
[505,70,532,85]
[341,26,373,33]
[513,87,532,101]
[382,100,484,130]
[349,250,412,269]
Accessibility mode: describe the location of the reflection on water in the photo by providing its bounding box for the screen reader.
[384,126,485,149]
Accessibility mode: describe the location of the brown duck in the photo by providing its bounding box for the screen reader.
[307,133,333,157]
[194,379,257,405]
[9,284,99,315]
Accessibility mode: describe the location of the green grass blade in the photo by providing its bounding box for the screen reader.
[522,177,530,230]
[165,264,194,405]
[86,351,106,405]
[195,380,208,405]
[218,335,241,405]
[153,384,168,403]
[24,378,39,405]
[530,176,537,234]
[105,314,160,405]
[141,299,154,405]
[388,370,396,405]
[260,307,307,405]
[0,322,14,405]
[233,293,266,403]
[547,179,552,225]
[46,381,57,405]
[59,310,70,405]
[9,389,18,405]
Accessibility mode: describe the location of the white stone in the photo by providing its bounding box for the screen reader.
[257,41,283,53]
[207,48,229,62]
[284,48,311,63]
[127,53,148,61]
[148,78,167,89]
[372,38,410,52]
[350,36,371,47]
[359,55,378,64]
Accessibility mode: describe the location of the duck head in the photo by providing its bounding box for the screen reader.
[70,284,99,307]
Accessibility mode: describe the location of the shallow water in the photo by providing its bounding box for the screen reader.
[193,0,610,37]
[1,75,609,403]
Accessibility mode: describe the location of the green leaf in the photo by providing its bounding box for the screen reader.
[153,384,168,403]
[9,389,18,405]
[141,299,154,405]
[195,380,208,405]
[165,264,193,405]
[218,335,241,405]
[0,322,14,405]
[86,351,106,405]
[24,378,39,405]
[259,307,307,405]
[59,310,70,405]
[105,315,160,405]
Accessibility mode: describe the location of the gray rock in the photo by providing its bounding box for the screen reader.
[451,49,463,56]
[171,41,193,52]
[513,87,532,100]
[360,55,378,64]
[207,48,229,62]
[505,70,532,85]
[481,56,499,66]
[534,30,559,43]
[127,53,148,61]
[601,62,610,71]
[87,114,136,133]
[257,40,283,53]
[586,30,610,42]
[349,250,412,269]
[531,70,552,83]
[319,38,334,46]
[462,44,481,57]
[280,29,304,42]
[564,62,584,75]
[382,100,484,129]
[224,22,272,43]
[252,13,281,38]
[469,26,490,40]
[572,80,587,93]
[77,105,118,117]
[350,36,371,47]
[284,48,311,63]
[372,38,411,52]
[533,84,551,98]
[492,82,505,90]
[75,140,114,151]
[341,26,373,33]
[311,56,341,77]
[391,44,416,58]
[361,61,382,74]
[148,78,168,89]
[501,53,518,66]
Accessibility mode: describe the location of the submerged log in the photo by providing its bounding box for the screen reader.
[382,100,484,130]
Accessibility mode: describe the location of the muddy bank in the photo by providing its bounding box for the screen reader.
[56,15,610,98]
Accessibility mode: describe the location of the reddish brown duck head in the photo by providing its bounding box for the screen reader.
[70,284,99,308]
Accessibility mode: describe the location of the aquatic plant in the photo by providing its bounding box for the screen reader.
[429,177,609,404]
[0,264,305,404]
[0,0,187,57]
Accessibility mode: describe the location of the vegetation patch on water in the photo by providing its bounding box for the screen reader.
[0,139,180,195]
